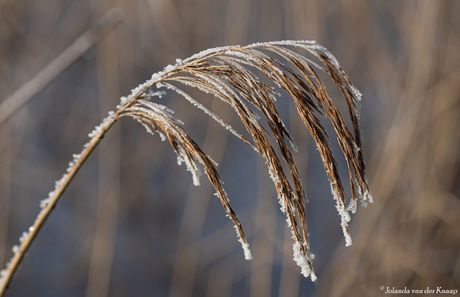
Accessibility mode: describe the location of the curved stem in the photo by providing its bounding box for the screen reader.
[0,115,117,295]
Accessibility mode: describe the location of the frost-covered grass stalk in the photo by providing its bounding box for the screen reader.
[0,40,372,294]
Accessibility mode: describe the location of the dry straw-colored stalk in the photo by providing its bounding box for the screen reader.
[0,40,372,294]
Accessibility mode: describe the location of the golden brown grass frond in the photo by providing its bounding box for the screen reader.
[0,40,371,292]
[119,100,251,259]
[112,40,372,280]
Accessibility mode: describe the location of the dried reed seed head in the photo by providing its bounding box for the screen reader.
[117,40,372,281]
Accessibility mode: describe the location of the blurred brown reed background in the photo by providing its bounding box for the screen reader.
[0,0,459,296]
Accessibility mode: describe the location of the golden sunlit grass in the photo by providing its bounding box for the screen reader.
[0,40,372,294]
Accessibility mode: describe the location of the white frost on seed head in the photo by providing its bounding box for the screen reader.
[182,45,238,64]
[330,186,353,246]
[292,239,316,281]
[355,178,367,208]
[164,64,175,72]
[350,85,363,102]
[242,242,253,261]
[347,197,358,214]
[355,177,374,207]
[278,194,287,214]
[234,225,252,260]
[331,187,351,223]
[146,90,167,100]
[364,189,374,204]
[342,220,353,247]
[176,146,201,186]
[266,161,281,185]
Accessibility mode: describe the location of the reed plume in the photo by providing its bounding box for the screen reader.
[0,40,372,293]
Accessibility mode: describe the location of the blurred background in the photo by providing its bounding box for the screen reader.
[0,0,459,296]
